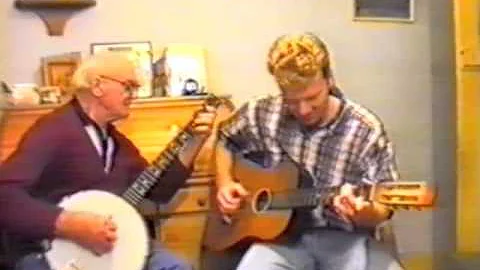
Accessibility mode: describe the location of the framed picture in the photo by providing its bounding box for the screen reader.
[353,0,414,23]
[162,44,208,97]
[42,52,81,95]
[91,41,153,98]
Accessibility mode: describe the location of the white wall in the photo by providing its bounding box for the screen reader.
[0,2,6,78]
[0,2,8,113]
[1,0,456,256]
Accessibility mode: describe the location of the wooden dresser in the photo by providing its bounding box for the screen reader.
[0,96,234,269]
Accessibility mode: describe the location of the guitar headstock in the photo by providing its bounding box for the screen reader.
[370,181,436,210]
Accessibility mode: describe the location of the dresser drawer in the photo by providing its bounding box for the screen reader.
[157,185,211,215]
[155,213,208,270]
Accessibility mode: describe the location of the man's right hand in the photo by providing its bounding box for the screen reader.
[216,182,249,214]
[54,211,117,256]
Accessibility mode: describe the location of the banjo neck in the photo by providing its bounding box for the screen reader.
[121,95,223,207]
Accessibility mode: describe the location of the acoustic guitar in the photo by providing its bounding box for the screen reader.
[44,95,225,270]
[203,154,436,251]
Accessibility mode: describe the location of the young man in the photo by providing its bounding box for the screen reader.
[214,33,404,270]
[0,52,217,270]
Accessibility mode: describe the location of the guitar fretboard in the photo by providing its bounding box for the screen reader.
[265,184,374,211]
[269,189,319,210]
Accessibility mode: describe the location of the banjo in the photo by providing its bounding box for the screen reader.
[45,95,224,270]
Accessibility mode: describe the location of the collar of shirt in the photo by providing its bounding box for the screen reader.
[71,97,113,138]
[71,98,115,173]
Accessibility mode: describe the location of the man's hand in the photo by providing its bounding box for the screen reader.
[332,183,392,228]
[216,182,249,214]
[54,211,117,256]
[191,106,217,136]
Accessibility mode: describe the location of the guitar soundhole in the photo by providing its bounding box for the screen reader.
[253,189,272,213]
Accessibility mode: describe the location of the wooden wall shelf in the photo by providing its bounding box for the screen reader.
[14,0,96,36]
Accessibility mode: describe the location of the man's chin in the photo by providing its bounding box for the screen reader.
[300,117,316,125]
[112,111,130,122]
[301,118,323,128]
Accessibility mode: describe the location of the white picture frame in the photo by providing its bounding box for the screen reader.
[90,41,153,98]
[353,0,414,23]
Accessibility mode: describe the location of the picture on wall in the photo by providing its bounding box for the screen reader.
[161,44,209,97]
[90,41,153,98]
[41,52,82,95]
[353,0,414,22]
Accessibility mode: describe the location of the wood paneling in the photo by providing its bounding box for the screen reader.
[454,0,480,253]
[455,0,480,66]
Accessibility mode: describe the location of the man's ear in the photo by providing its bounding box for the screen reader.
[91,76,105,97]
[327,76,335,88]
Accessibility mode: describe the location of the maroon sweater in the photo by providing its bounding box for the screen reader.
[0,101,191,241]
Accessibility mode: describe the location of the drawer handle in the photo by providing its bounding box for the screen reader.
[197,198,207,207]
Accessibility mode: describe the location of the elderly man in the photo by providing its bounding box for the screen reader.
[0,52,217,270]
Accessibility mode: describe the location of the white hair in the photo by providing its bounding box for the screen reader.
[70,52,136,95]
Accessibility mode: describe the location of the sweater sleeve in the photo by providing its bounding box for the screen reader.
[147,157,192,203]
[0,121,63,239]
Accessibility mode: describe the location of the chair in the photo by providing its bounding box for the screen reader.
[375,221,405,268]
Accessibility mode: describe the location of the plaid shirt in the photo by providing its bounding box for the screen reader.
[219,93,399,229]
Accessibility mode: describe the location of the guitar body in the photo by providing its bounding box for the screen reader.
[45,190,149,270]
[203,156,299,251]
[204,155,436,252]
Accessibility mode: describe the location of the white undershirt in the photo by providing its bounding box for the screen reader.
[84,125,115,173]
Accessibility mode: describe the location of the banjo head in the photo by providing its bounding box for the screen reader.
[45,190,149,270]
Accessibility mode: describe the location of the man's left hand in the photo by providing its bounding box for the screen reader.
[332,183,392,228]
[191,106,217,135]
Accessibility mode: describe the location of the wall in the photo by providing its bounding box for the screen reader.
[0,0,456,257]
[429,0,456,266]
[0,3,6,77]
[0,2,8,112]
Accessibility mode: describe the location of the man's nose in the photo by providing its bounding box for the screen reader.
[297,101,312,116]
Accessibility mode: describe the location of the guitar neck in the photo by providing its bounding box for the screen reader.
[316,181,432,209]
[122,123,195,206]
[267,186,340,210]
[265,181,433,211]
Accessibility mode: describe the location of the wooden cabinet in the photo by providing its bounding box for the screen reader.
[0,96,234,269]
[454,0,480,253]
[154,179,212,269]
[455,0,480,67]
[0,96,233,171]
